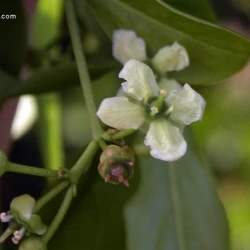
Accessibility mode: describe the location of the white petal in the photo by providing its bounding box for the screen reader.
[119,59,159,100]
[152,42,189,73]
[145,119,187,161]
[112,30,147,64]
[97,97,145,130]
[158,78,182,92]
[165,84,206,125]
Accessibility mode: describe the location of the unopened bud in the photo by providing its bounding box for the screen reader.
[98,145,134,186]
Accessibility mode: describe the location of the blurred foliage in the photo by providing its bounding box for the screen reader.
[1,0,250,250]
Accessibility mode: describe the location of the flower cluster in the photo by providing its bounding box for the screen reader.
[0,194,46,246]
[97,30,206,161]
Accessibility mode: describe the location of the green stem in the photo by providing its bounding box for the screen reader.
[7,162,58,178]
[70,140,99,184]
[33,181,70,213]
[66,0,103,140]
[42,186,74,244]
[98,139,107,150]
[102,129,136,141]
[0,228,15,243]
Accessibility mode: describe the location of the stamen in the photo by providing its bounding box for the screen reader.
[105,174,112,183]
[12,236,19,244]
[126,162,133,167]
[160,89,167,96]
[12,228,26,244]
[150,107,159,116]
[0,213,13,223]
[13,228,26,241]
[165,105,174,115]
[123,179,129,187]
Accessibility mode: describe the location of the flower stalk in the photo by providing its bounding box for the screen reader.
[42,186,74,244]
[7,162,59,178]
[33,181,70,213]
[66,0,103,140]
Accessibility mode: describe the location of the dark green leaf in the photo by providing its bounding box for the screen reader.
[164,0,217,23]
[86,0,250,85]
[48,159,140,250]
[0,0,27,76]
[125,142,229,250]
[0,63,118,103]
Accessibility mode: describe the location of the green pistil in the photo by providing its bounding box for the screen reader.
[155,90,167,111]
[143,90,169,119]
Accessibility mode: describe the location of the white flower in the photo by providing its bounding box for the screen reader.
[97,59,206,161]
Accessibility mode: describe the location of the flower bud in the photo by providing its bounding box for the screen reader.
[18,236,47,250]
[98,145,134,186]
[112,30,147,64]
[0,194,47,245]
[152,42,189,73]
[0,150,8,177]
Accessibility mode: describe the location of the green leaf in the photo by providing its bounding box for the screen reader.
[31,0,64,48]
[0,0,27,75]
[0,63,117,103]
[163,0,217,23]
[86,0,250,85]
[48,160,140,250]
[124,144,229,250]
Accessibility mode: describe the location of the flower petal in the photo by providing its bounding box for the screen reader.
[165,84,206,125]
[145,119,187,161]
[112,30,147,64]
[10,194,35,220]
[119,59,159,100]
[158,78,182,92]
[97,97,146,129]
[152,42,189,73]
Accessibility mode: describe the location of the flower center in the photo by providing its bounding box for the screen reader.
[143,89,171,119]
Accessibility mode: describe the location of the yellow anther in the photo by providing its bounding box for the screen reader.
[160,89,167,96]
[150,106,159,116]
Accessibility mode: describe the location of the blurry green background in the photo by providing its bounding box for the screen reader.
[2,0,250,249]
